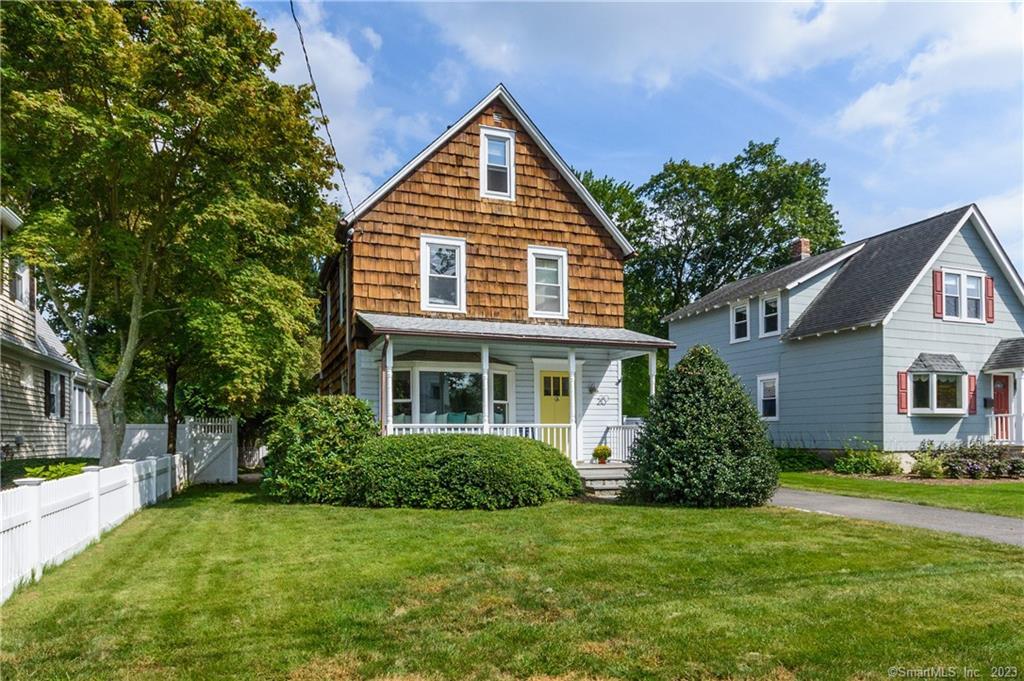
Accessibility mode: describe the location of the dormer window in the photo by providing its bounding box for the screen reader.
[480,126,515,200]
[420,235,466,313]
[760,293,780,337]
[730,302,749,343]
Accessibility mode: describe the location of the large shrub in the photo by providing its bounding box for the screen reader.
[623,345,778,507]
[261,395,378,503]
[349,435,582,510]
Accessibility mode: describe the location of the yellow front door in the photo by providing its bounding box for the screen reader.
[539,371,571,424]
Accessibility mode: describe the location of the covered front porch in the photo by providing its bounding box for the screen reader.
[983,339,1024,446]
[354,313,673,465]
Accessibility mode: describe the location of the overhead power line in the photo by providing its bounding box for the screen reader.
[289,0,355,214]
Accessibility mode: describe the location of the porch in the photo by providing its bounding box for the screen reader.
[983,340,1024,446]
[355,313,672,466]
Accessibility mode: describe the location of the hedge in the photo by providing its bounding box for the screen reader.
[348,434,583,510]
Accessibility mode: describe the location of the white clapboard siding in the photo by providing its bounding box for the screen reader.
[0,454,186,603]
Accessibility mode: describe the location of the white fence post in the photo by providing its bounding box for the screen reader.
[120,459,137,512]
[145,456,159,505]
[12,478,43,581]
[82,465,102,541]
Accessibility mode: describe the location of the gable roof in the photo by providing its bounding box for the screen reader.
[666,204,1024,339]
[908,352,966,374]
[784,206,975,339]
[663,242,865,323]
[983,338,1024,372]
[342,84,634,257]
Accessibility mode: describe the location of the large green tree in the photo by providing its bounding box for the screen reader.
[1,1,336,464]
[581,140,843,415]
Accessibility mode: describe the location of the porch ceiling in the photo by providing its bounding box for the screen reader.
[357,312,674,351]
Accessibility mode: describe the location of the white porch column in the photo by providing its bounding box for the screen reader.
[648,351,657,398]
[1017,370,1024,443]
[481,344,490,434]
[384,337,394,435]
[568,348,577,463]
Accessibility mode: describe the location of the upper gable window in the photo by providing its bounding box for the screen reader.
[420,235,466,313]
[11,260,30,307]
[480,126,515,200]
[730,302,749,343]
[942,269,984,322]
[760,294,780,337]
[528,246,568,319]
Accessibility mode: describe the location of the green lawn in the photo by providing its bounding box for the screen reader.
[0,457,94,488]
[2,484,1022,680]
[781,472,1024,518]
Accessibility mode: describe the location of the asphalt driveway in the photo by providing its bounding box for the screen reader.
[772,487,1024,546]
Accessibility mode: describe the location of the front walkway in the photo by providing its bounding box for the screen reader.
[772,488,1024,546]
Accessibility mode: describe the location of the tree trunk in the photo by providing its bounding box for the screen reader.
[96,399,119,467]
[165,361,179,454]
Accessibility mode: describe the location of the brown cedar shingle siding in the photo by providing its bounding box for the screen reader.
[350,102,624,328]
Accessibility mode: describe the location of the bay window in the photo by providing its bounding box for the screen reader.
[910,373,966,415]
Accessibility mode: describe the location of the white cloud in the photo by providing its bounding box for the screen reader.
[836,3,1022,145]
[431,58,469,105]
[361,27,382,51]
[974,187,1024,273]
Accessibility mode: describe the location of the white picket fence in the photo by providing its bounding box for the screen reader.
[1,454,188,604]
[68,417,238,484]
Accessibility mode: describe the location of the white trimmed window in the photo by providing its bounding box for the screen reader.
[528,246,568,319]
[911,373,966,415]
[492,371,510,424]
[338,259,346,324]
[19,363,32,389]
[760,294,780,337]
[12,261,30,307]
[420,235,466,313]
[942,269,984,322]
[730,302,749,343]
[479,126,515,200]
[757,373,779,421]
[392,370,412,423]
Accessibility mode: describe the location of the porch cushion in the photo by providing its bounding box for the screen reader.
[447,412,466,424]
[419,412,437,424]
[466,413,482,424]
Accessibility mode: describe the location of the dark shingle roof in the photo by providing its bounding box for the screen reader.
[908,353,966,374]
[784,206,973,339]
[663,242,864,322]
[983,338,1024,372]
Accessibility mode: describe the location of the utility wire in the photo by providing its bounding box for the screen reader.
[289,0,355,214]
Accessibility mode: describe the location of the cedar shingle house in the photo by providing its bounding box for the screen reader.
[666,205,1024,453]
[318,85,672,464]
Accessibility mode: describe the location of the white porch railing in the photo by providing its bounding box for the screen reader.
[387,423,574,457]
[989,413,1017,443]
[603,424,640,462]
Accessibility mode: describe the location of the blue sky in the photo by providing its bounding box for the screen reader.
[251,1,1024,270]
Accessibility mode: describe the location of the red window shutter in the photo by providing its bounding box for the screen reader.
[897,371,908,414]
[931,270,943,318]
[968,375,977,415]
[984,276,995,323]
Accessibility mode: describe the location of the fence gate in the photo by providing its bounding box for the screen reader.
[186,418,238,484]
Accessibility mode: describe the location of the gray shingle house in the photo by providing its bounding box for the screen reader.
[665,205,1024,454]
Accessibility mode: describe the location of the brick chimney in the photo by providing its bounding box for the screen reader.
[790,237,811,262]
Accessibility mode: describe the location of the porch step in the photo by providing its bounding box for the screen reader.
[578,463,630,498]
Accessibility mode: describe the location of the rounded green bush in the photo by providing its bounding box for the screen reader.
[349,434,583,510]
[623,345,779,507]
[261,395,379,503]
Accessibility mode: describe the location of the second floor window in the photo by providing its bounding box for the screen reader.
[528,246,568,319]
[760,294,780,337]
[480,126,515,200]
[943,270,984,322]
[420,235,466,313]
[730,302,749,343]
[10,260,31,307]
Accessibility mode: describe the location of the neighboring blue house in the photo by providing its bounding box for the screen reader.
[665,205,1024,455]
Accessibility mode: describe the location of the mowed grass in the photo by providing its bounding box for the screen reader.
[780,472,1024,518]
[2,485,1023,680]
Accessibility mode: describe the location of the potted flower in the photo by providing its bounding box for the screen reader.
[593,445,612,465]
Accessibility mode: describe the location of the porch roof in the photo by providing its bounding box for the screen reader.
[357,313,674,349]
[983,338,1024,372]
